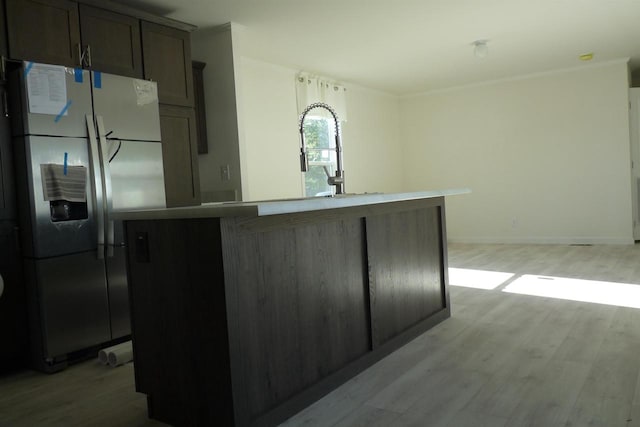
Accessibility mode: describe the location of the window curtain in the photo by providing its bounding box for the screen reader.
[295,72,348,122]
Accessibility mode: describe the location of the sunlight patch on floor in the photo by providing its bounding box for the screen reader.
[448,268,515,290]
[503,274,640,309]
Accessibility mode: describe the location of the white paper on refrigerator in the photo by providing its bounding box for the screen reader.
[26,62,68,116]
[133,79,158,106]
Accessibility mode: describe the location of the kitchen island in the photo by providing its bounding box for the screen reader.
[115,189,466,427]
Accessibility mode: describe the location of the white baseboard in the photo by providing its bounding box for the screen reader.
[447,236,635,245]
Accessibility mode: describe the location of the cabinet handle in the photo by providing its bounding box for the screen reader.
[77,43,84,67]
[1,56,5,81]
[86,45,92,68]
[3,90,8,118]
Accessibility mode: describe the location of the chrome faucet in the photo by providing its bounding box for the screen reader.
[298,102,345,195]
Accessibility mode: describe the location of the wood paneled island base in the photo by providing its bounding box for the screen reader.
[120,193,455,426]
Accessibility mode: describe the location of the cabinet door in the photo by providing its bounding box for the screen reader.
[142,22,194,107]
[6,0,81,67]
[78,5,143,78]
[0,0,8,59]
[366,207,446,347]
[0,85,15,220]
[159,105,200,207]
[192,61,209,154]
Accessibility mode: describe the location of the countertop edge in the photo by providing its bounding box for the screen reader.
[112,188,471,220]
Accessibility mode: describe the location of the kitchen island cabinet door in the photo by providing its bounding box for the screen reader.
[221,216,371,423]
[142,21,194,107]
[6,0,81,67]
[159,105,200,207]
[78,4,143,78]
[366,206,447,347]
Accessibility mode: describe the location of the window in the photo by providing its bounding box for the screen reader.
[302,115,337,197]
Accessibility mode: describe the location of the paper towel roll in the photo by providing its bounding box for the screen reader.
[107,341,133,367]
[98,341,132,365]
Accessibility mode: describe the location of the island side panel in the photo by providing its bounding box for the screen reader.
[220,214,371,425]
[366,203,447,347]
[124,218,235,426]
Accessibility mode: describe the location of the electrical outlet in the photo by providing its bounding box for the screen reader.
[220,165,231,181]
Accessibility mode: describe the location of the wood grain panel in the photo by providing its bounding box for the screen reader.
[159,104,200,207]
[6,0,81,66]
[366,207,445,347]
[230,198,445,235]
[79,4,143,78]
[124,218,234,426]
[221,216,370,423]
[141,21,194,106]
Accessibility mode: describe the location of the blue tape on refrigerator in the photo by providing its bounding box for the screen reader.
[54,100,72,123]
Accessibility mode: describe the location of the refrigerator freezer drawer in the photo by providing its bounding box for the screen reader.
[31,252,111,359]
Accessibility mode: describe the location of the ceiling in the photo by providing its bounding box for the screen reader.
[117,0,640,95]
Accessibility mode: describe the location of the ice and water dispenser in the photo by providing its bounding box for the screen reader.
[40,163,88,222]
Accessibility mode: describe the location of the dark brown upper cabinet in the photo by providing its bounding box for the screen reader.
[0,0,8,60]
[6,0,81,67]
[159,105,200,207]
[142,21,194,107]
[78,5,143,78]
[5,1,143,78]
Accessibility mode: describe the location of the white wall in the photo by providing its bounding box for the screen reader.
[238,57,404,201]
[192,24,244,201]
[238,58,302,200]
[340,84,403,194]
[400,61,633,244]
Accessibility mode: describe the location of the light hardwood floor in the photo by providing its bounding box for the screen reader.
[0,359,166,427]
[283,243,640,427]
[2,243,640,427]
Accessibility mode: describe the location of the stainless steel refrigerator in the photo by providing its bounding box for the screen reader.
[9,61,165,372]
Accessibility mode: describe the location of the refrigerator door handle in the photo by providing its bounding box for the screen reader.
[96,116,115,257]
[86,114,105,259]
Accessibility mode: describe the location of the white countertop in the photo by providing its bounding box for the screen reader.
[112,188,471,220]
